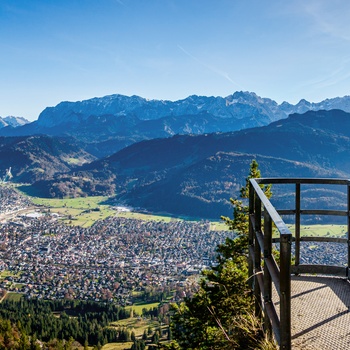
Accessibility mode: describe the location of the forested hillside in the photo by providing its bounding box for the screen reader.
[26,109,350,220]
[0,298,130,349]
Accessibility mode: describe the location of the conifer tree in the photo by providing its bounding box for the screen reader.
[221,159,271,235]
[170,160,276,350]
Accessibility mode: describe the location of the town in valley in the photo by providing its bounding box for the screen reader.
[0,185,235,305]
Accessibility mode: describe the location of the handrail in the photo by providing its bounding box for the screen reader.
[248,178,350,350]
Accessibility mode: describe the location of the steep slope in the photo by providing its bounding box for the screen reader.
[0,135,95,183]
[119,152,343,219]
[83,109,350,175]
[29,109,350,219]
[227,109,350,172]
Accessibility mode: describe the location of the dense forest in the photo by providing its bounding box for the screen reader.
[0,299,130,348]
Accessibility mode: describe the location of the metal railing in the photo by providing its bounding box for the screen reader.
[248,178,350,350]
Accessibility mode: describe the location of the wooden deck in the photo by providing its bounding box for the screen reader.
[274,275,350,349]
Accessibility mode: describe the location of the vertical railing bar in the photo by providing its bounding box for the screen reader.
[279,234,292,350]
[295,183,301,267]
[347,183,350,280]
[250,178,350,348]
[249,182,255,289]
[254,195,262,319]
[264,209,273,338]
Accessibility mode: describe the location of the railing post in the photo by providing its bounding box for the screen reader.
[254,194,262,318]
[251,177,350,348]
[295,183,301,268]
[280,234,292,350]
[249,181,255,289]
[263,209,273,337]
[347,183,350,280]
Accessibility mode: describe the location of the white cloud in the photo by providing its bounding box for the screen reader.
[177,45,242,88]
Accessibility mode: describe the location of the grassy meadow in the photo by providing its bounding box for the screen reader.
[20,188,349,236]
[0,270,22,281]
[287,224,347,238]
[101,342,134,350]
[128,302,160,316]
[117,210,180,223]
[23,193,230,230]
[30,196,116,227]
[3,292,23,302]
[110,317,160,338]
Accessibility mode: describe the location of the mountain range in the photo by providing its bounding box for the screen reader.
[2,92,350,220]
[16,109,350,220]
[3,91,350,157]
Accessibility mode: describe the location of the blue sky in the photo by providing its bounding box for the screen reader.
[1,0,350,120]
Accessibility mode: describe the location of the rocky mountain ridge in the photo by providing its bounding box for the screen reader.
[0,116,29,128]
[35,91,350,126]
[3,92,350,157]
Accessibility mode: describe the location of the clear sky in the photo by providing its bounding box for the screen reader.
[1,0,350,121]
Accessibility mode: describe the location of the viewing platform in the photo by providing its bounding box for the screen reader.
[249,178,350,349]
[279,275,350,349]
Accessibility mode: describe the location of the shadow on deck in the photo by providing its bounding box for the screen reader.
[289,276,350,349]
[249,178,350,349]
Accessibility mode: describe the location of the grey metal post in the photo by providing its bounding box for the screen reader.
[249,181,255,289]
[295,183,301,267]
[263,209,273,337]
[254,194,262,318]
[280,234,292,350]
[347,183,350,280]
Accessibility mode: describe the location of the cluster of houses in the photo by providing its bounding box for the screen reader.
[0,185,32,218]
[297,241,347,266]
[1,186,346,305]
[0,194,235,304]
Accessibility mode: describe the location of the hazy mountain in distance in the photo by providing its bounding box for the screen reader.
[0,116,29,128]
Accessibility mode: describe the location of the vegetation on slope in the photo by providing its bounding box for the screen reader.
[0,299,130,349]
[169,160,277,349]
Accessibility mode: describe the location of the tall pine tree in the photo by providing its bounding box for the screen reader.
[170,160,276,350]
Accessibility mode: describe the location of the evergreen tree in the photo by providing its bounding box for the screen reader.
[18,332,30,350]
[0,299,129,348]
[30,334,41,350]
[151,331,159,344]
[167,326,172,341]
[170,160,276,350]
[221,159,271,234]
[131,330,136,341]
